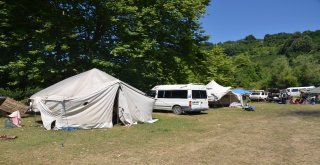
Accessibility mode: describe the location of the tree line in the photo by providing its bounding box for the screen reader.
[0,0,210,100]
[212,30,320,90]
[1,0,320,100]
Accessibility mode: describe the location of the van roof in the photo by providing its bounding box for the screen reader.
[286,86,315,89]
[152,84,206,90]
[250,90,265,92]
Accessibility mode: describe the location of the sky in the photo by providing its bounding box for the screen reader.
[200,0,320,43]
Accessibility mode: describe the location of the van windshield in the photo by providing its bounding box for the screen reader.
[192,90,207,99]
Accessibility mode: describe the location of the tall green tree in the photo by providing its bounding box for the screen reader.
[0,0,210,99]
[279,32,313,55]
[231,54,266,89]
[269,57,298,88]
[198,46,234,85]
[292,55,320,86]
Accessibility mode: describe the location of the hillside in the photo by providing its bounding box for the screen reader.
[203,30,320,90]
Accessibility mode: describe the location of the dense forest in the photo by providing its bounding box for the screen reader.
[211,30,320,90]
[1,0,320,100]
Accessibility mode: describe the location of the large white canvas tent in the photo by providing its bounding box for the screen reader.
[30,68,155,130]
[206,80,232,101]
[206,80,242,107]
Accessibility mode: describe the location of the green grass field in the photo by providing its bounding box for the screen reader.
[1,103,320,164]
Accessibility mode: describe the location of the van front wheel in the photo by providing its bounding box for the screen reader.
[172,106,183,115]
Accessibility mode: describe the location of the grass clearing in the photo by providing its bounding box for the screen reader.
[1,103,320,164]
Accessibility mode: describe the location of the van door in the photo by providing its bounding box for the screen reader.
[154,90,169,110]
[191,90,209,110]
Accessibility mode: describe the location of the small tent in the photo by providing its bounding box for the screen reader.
[30,68,155,130]
[300,87,320,103]
[232,88,252,105]
[206,80,242,107]
[302,87,320,94]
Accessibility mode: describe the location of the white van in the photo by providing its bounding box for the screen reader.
[286,86,315,97]
[151,84,209,115]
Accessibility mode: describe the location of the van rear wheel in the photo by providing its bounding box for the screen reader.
[172,106,183,115]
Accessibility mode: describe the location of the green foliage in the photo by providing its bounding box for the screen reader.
[242,34,257,44]
[263,33,291,46]
[0,87,41,100]
[205,30,320,90]
[232,54,267,89]
[220,42,246,56]
[292,55,320,86]
[269,57,298,88]
[0,0,210,98]
[279,32,313,55]
[199,46,235,85]
[1,0,320,98]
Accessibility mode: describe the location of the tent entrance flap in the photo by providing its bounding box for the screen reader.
[118,88,133,125]
[113,87,133,126]
[112,88,120,125]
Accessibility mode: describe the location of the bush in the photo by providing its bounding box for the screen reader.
[0,87,42,101]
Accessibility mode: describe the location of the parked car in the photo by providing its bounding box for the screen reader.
[266,92,280,102]
[249,90,268,101]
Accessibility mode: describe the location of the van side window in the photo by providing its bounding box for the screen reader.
[164,91,171,98]
[192,90,207,99]
[171,90,188,98]
[292,89,299,92]
[147,91,156,97]
[158,91,164,98]
[162,90,187,98]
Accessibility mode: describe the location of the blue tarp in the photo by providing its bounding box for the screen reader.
[232,88,251,95]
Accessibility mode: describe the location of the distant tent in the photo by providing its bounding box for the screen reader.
[206,80,242,107]
[30,68,155,130]
[301,87,320,94]
[232,88,252,106]
[232,88,252,95]
[206,80,232,101]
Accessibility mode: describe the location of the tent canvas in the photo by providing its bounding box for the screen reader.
[232,88,252,95]
[217,91,243,106]
[206,80,232,101]
[30,68,155,130]
[301,87,320,94]
[206,80,242,107]
[232,88,252,106]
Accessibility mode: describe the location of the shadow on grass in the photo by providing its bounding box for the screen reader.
[35,120,43,124]
[186,111,208,116]
[21,111,41,118]
[153,109,208,116]
[293,110,320,117]
[153,109,172,114]
[209,105,229,109]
